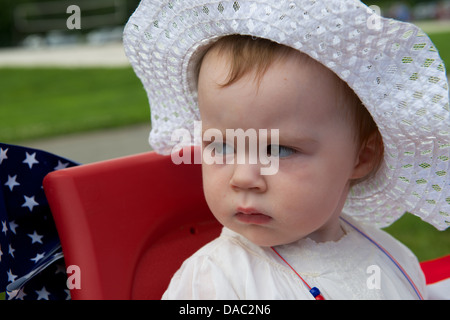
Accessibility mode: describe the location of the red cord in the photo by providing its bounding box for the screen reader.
[271,247,325,300]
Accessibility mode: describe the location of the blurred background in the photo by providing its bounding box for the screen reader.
[1,0,450,48]
[0,0,152,162]
[0,0,139,48]
[0,0,449,261]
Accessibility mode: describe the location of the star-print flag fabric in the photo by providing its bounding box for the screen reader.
[0,142,79,300]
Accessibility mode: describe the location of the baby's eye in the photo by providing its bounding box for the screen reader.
[214,142,234,155]
[267,145,296,158]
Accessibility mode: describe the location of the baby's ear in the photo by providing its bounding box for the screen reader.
[351,131,383,181]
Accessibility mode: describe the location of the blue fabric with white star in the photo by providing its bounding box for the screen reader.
[0,143,79,300]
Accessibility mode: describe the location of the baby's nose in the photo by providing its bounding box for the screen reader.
[229,163,267,192]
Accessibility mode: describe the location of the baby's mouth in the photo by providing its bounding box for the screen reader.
[235,207,272,224]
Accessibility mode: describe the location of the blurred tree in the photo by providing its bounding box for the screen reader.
[0,0,443,47]
[364,0,431,6]
[0,0,141,47]
[0,0,17,47]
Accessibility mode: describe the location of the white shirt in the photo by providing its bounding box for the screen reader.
[162,215,427,300]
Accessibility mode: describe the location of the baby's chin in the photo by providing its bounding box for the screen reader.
[231,226,306,248]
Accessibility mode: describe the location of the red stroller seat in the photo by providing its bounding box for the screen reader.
[43,147,221,299]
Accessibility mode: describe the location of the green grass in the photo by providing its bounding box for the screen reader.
[383,213,450,262]
[0,67,149,143]
[429,32,450,69]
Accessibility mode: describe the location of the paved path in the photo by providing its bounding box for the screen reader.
[19,124,152,164]
[0,42,130,67]
[415,20,450,34]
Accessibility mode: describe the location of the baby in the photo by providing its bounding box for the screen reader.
[162,34,422,299]
[124,0,450,299]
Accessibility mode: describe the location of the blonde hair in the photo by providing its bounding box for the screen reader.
[197,35,384,183]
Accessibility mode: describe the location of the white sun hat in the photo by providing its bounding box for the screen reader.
[123,0,450,230]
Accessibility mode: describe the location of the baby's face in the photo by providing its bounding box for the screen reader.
[197,49,361,246]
